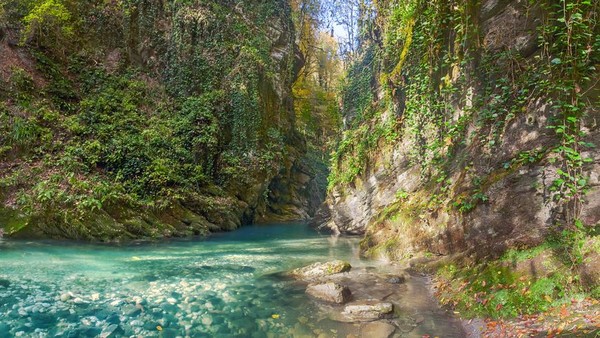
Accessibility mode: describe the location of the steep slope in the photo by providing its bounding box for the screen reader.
[317,0,599,268]
[0,0,321,240]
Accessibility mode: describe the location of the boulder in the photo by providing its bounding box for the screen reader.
[385,274,407,284]
[306,282,352,304]
[360,322,396,338]
[290,260,351,279]
[342,300,393,321]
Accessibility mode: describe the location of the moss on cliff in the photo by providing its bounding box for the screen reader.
[320,0,600,311]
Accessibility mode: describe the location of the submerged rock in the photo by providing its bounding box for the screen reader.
[360,321,396,338]
[0,279,10,288]
[122,304,141,317]
[306,282,352,304]
[385,274,407,284]
[341,300,393,321]
[100,324,123,338]
[291,260,351,280]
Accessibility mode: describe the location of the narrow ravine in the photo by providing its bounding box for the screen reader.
[0,0,598,337]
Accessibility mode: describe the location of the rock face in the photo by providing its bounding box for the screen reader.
[341,300,394,321]
[305,282,352,304]
[315,0,600,266]
[290,260,352,280]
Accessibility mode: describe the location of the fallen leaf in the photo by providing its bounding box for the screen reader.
[271,314,280,319]
[560,306,569,318]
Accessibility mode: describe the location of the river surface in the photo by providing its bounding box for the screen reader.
[0,223,467,337]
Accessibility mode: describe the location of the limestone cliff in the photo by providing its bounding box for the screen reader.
[316,0,600,261]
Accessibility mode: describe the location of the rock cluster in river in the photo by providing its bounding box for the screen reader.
[290,261,414,337]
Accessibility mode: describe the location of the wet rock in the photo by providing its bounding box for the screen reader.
[0,279,11,288]
[109,299,123,307]
[201,314,213,326]
[342,300,393,321]
[105,313,120,325]
[76,327,102,337]
[72,297,89,306]
[123,304,141,317]
[290,260,351,280]
[159,328,179,338]
[306,282,352,304]
[143,321,160,331]
[386,274,406,284]
[132,296,146,305]
[360,322,396,338]
[31,312,57,328]
[160,302,178,313]
[100,324,123,338]
[130,319,144,327]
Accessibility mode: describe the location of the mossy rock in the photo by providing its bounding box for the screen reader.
[290,260,352,280]
[0,208,29,236]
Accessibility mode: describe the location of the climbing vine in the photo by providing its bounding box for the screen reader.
[540,0,599,224]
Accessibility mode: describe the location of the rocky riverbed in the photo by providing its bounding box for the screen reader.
[287,260,468,338]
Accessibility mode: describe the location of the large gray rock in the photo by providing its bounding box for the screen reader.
[290,260,351,280]
[342,300,393,321]
[306,282,352,304]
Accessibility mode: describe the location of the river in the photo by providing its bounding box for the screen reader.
[0,223,467,337]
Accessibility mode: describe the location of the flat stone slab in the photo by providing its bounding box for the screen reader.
[342,300,393,321]
[290,260,351,280]
[306,282,352,304]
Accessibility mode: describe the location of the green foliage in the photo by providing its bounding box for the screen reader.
[437,261,571,318]
[548,219,599,267]
[21,0,73,53]
[330,0,598,229]
[0,0,302,232]
[538,0,599,224]
[340,45,377,126]
[437,230,600,319]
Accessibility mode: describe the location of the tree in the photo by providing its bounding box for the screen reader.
[291,1,342,153]
[321,0,375,61]
[21,0,73,55]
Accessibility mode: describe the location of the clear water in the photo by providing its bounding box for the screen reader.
[0,223,465,337]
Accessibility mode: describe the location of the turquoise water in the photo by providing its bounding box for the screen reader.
[0,224,464,337]
[0,224,360,337]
